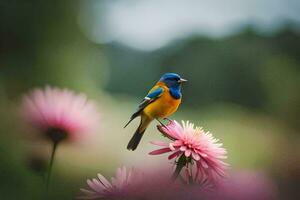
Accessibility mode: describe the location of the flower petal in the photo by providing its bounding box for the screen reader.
[150,141,168,147]
[192,152,201,161]
[149,148,172,155]
[185,149,191,157]
[97,173,112,188]
[169,143,176,151]
[180,146,187,151]
[168,151,182,160]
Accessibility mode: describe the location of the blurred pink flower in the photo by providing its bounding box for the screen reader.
[21,86,99,142]
[207,170,278,200]
[79,166,238,200]
[78,167,136,200]
[149,120,228,183]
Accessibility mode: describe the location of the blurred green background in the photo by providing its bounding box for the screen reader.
[0,0,299,199]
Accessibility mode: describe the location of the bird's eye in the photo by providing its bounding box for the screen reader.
[166,76,179,81]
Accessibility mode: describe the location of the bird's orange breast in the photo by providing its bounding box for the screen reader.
[143,86,181,119]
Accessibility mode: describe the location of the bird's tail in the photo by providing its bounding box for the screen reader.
[127,116,151,151]
[127,128,145,151]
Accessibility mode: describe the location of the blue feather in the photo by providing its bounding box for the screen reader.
[169,85,181,99]
[146,88,163,99]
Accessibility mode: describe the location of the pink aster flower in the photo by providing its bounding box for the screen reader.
[149,120,228,183]
[21,86,99,142]
[78,167,136,200]
[21,86,100,190]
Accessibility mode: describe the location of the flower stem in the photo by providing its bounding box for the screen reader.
[46,141,59,191]
[172,154,187,180]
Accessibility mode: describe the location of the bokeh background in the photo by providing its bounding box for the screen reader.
[1,0,300,199]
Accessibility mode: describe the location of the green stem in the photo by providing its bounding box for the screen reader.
[172,154,187,180]
[46,141,58,191]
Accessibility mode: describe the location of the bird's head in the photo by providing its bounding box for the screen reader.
[159,73,187,88]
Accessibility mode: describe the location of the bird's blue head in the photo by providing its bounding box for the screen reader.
[159,73,187,88]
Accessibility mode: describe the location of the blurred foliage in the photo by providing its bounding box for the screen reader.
[103,27,300,129]
[0,1,103,199]
[0,0,106,98]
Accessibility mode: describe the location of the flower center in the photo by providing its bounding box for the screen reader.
[46,128,68,143]
[183,141,193,149]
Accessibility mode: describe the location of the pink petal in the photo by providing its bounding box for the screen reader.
[185,149,191,157]
[192,152,201,161]
[169,143,176,151]
[168,151,182,160]
[158,120,183,139]
[200,160,209,169]
[87,179,102,192]
[92,179,104,192]
[97,173,112,188]
[180,146,187,151]
[199,152,208,157]
[150,141,168,147]
[149,148,172,155]
[173,140,183,147]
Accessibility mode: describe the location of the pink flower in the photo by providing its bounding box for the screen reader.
[207,171,277,200]
[21,86,99,142]
[149,120,228,183]
[78,167,136,200]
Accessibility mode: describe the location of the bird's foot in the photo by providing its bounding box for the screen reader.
[156,119,167,128]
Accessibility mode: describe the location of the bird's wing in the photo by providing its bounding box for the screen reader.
[138,86,164,109]
[124,86,164,128]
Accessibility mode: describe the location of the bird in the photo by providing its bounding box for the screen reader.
[124,73,187,151]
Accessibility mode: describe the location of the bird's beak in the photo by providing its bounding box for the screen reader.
[178,78,188,83]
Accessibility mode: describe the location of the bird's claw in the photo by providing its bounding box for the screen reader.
[156,119,167,128]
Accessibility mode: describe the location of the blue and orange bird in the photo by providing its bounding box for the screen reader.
[124,73,187,151]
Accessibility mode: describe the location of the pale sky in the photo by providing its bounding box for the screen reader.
[79,0,300,50]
